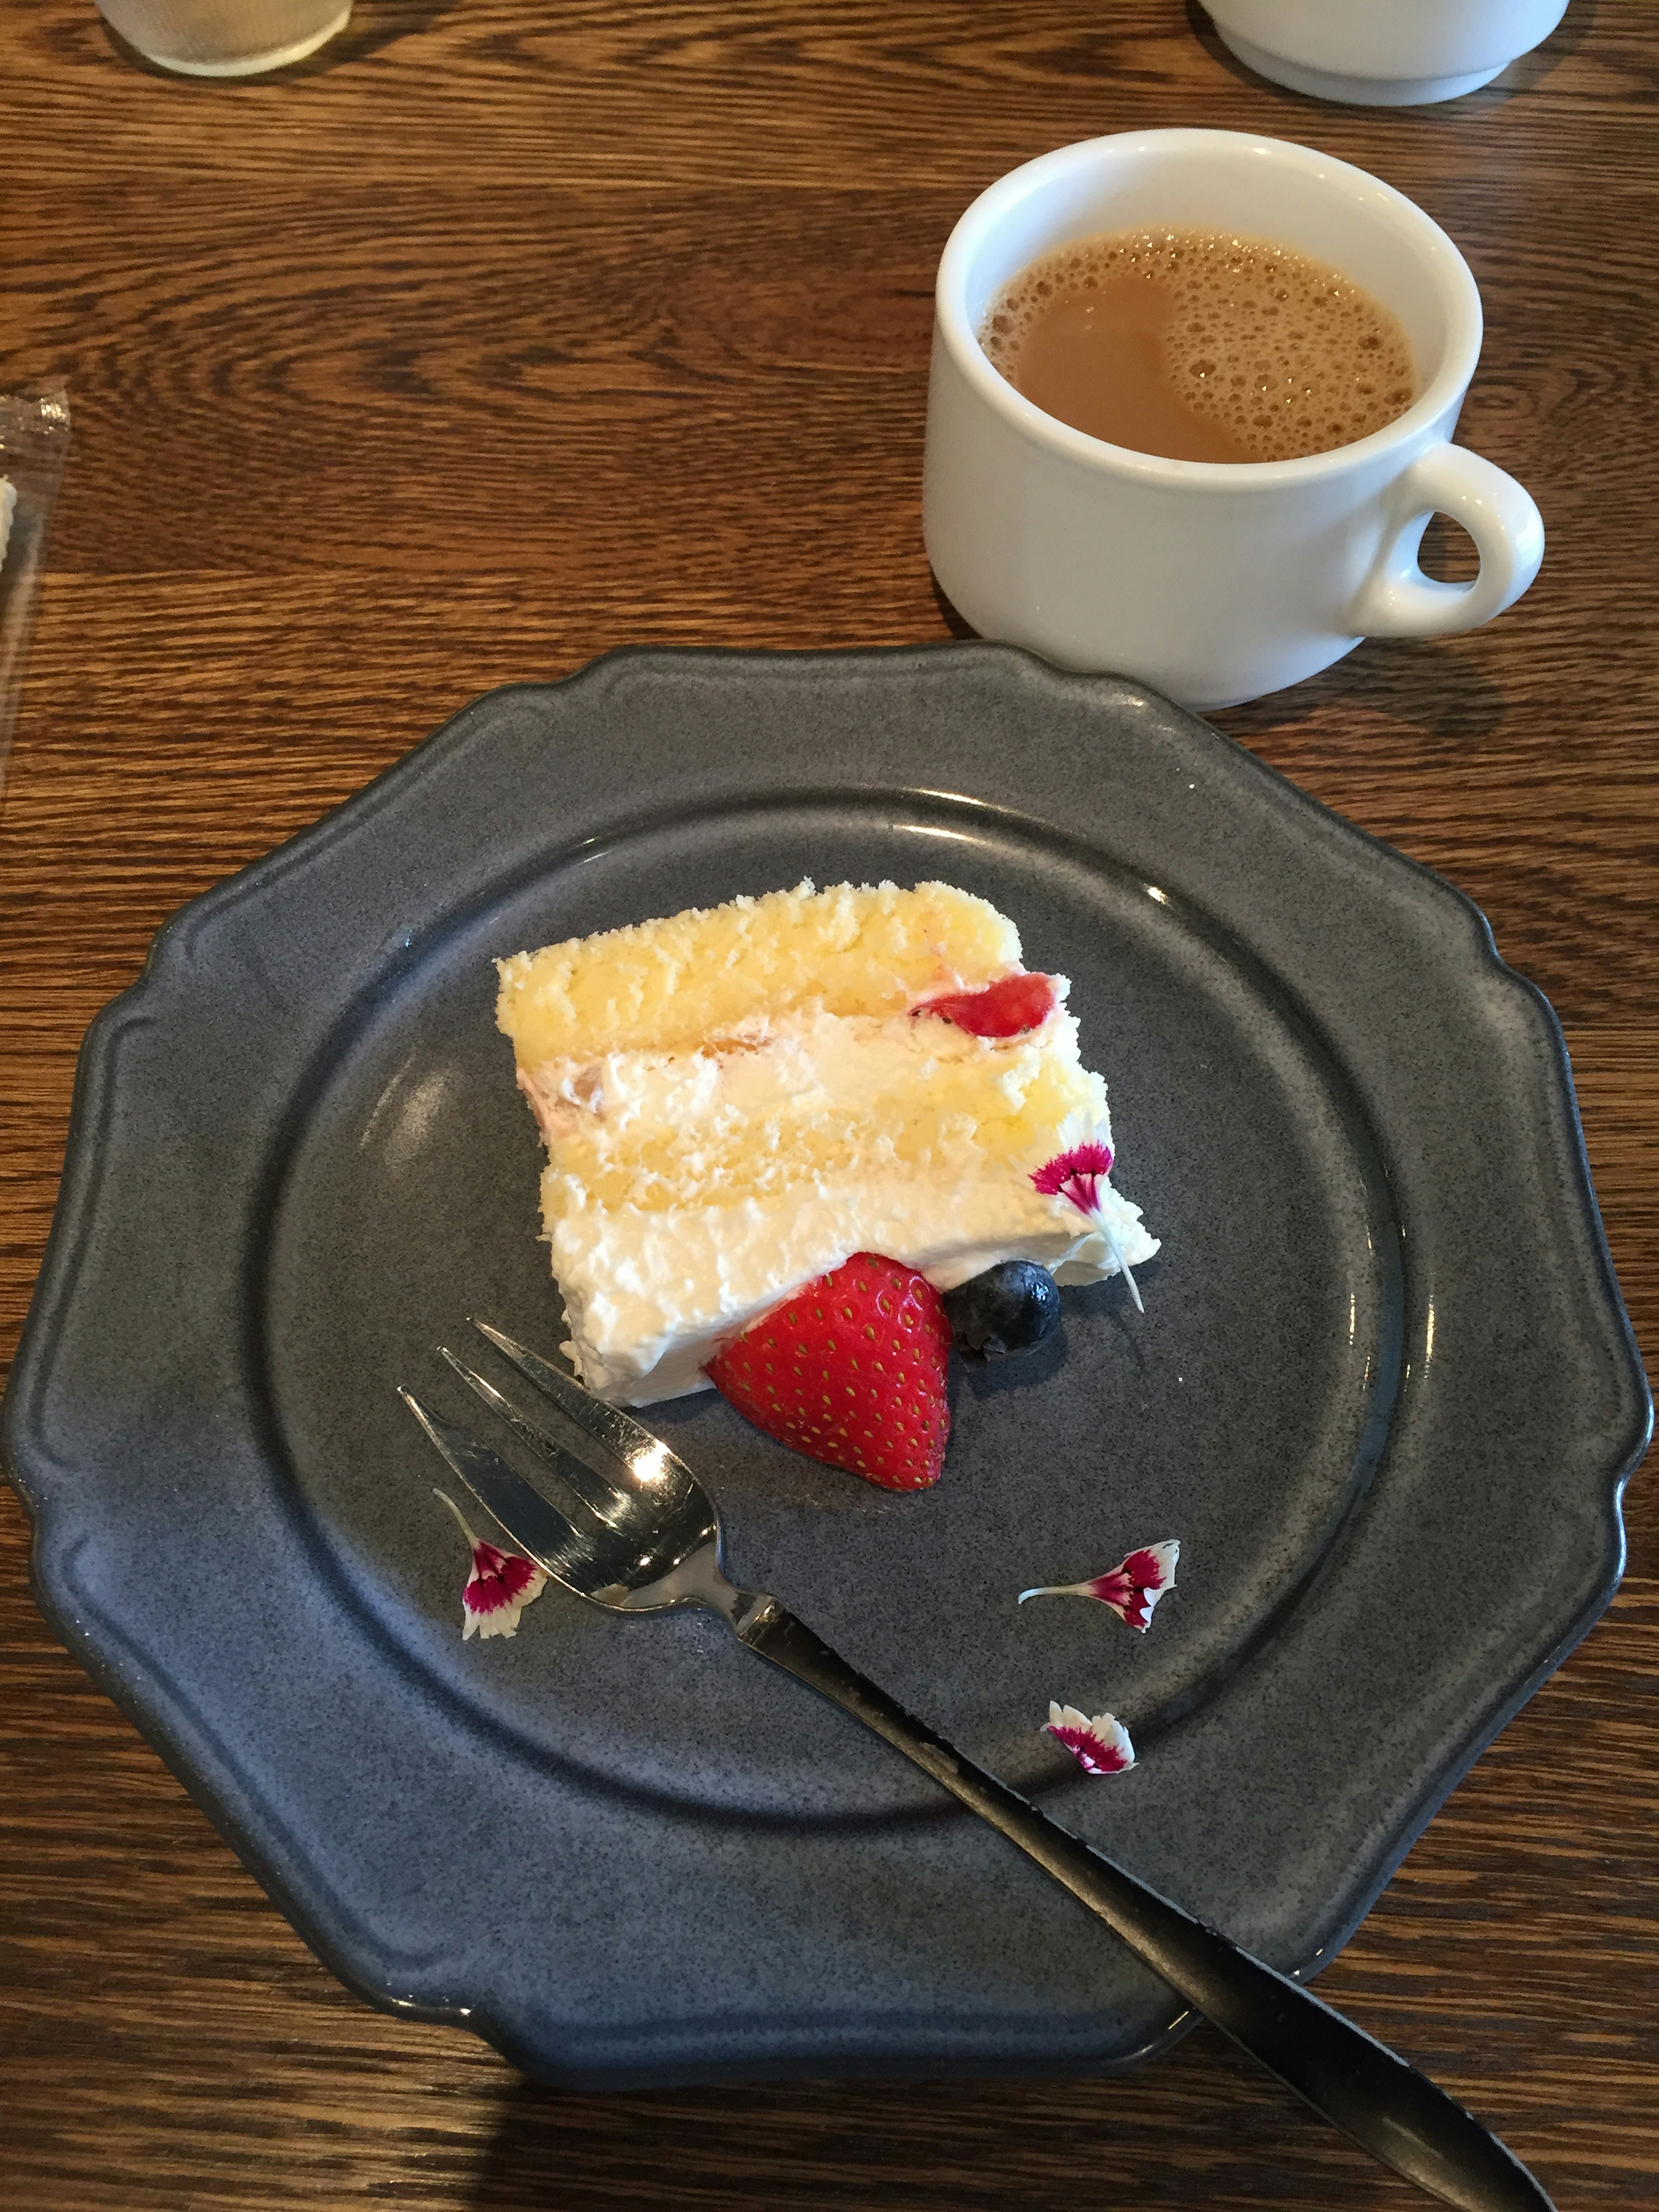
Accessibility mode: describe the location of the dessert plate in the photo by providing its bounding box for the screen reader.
[5,645,1648,2087]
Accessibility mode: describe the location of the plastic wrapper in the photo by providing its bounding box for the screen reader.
[0,387,71,787]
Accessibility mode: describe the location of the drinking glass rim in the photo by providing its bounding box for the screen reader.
[934,128,1486,487]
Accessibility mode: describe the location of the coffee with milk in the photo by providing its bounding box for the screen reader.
[979,226,1416,464]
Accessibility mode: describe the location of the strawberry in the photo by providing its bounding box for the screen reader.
[705,1252,953,1490]
[911,972,1058,1038]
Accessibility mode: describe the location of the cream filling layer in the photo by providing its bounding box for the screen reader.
[521,1000,1159,1405]
[548,1173,1158,1404]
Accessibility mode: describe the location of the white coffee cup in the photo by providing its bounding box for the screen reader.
[1203,0,1569,108]
[922,130,1544,709]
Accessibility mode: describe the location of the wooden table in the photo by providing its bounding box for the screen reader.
[2,2,1654,2204]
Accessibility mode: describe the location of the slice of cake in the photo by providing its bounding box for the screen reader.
[496,879,1158,1405]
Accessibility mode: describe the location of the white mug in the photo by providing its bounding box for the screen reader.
[1203,0,1570,108]
[922,130,1544,710]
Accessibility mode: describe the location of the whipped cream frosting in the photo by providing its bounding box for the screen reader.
[520,1003,1158,1405]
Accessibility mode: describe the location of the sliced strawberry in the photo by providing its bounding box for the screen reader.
[705,1252,953,1491]
[911,972,1058,1038]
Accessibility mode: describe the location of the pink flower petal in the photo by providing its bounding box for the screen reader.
[1019,1540,1179,1632]
[1029,1137,1142,1311]
[435,1489,549,1641]
[463,1539,550,1640]
[1044,1703,1135,1776]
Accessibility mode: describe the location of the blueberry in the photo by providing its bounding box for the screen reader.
[941,1261,1061,1360]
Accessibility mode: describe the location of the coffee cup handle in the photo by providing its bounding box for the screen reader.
[1347,442,1545,639]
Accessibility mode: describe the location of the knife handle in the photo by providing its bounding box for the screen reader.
[735,1596,1554,2212]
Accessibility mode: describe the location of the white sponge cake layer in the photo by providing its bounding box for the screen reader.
[496,879,1020,1065]
[530,1005,1103,1211]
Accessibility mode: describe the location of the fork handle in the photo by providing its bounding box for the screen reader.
[735,1597,1552,2212]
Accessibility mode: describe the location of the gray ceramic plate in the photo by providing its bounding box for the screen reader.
[5,645,1648,2088]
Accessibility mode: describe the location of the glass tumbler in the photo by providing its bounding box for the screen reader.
[93,0,351,75]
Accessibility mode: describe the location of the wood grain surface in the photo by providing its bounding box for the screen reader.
[1,1,1654,2205]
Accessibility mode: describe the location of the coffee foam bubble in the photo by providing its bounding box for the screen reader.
[982,227,1417,461]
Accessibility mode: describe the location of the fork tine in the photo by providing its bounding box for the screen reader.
[438,1348,638,1531]
[398,1388,585,1582]
[470,1320,700,1495]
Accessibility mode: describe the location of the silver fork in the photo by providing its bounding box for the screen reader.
[402,1320,1552,2212]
